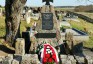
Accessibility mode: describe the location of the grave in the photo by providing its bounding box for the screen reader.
[35,3,60,41]
[22,32,31,53]
[33,0,60,63]
[25,9,32,24]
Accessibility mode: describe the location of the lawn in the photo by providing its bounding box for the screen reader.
[0,17,5,37]
[69,18,93,48]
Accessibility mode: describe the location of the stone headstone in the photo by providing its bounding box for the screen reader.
[25,10,31,24]
[22,32,31,53]
[42,13,53,30]
[15,38,25,55]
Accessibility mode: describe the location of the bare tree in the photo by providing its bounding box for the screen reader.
[5,0,27,46]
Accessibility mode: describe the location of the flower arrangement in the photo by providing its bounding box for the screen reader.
[36,41,59,64]
[42,44,59,64]
[43,53,55,64]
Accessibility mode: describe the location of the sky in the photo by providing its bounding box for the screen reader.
[0,0,93,7]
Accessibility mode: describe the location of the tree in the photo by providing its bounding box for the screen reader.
[5,0,27,46]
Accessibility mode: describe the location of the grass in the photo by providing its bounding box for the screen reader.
[69,18,93,48]
[20,19,39,33]
[0,17,5,37]
[0,16,39,40]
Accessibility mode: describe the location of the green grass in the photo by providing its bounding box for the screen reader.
[0,17,5,37]
[0,16,38,38]
[69,18,93,48]
[20,19,39,33]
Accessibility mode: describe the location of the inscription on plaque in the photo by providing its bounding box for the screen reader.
[42,13,53,30]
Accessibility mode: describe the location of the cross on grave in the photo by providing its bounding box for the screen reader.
[42,0,53,5]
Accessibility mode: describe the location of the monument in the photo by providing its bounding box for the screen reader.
[25,9,31,24]
[35,0,61,43]
[37,0,58,30]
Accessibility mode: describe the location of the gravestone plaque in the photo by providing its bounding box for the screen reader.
[42,13,53,30]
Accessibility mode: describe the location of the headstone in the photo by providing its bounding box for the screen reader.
[15,38,25,55]
[42,13,53,30]
[22,32,31,53]
[25,10,31,24]
[29,36,37,53]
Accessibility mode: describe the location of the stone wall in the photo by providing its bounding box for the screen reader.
[0,38,93,64]
[0,54,93,64]
[0,54,40,64]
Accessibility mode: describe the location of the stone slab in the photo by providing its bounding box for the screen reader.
[15,38,25,55]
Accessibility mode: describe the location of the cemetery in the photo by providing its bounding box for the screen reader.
[0,0,93,64]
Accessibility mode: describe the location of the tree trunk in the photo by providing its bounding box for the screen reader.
[5,0,27,46]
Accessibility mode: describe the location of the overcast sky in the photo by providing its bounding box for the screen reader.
[0,0,93,6]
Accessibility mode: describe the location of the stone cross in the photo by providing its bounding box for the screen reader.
[42,0,53,5]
